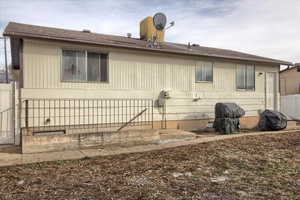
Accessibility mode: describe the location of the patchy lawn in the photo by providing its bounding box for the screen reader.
[0,132,299,200]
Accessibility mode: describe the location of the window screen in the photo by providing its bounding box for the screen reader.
[236,64,255,90]
[196,62,213,82]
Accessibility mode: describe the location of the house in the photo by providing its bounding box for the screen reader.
[280,64,300,95]
[2,19,292,152]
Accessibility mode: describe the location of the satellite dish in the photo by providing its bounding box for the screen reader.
[153,12,167,31]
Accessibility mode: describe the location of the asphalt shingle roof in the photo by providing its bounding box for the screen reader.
[3,22,292,65]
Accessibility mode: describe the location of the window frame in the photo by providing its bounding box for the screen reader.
[195,61,214,83]
[236,64,255,91]
[61,49,109,83]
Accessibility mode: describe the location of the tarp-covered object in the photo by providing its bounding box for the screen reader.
[257,110,287,131]
[215,103,245,118]
[213,103,245,134]
[213,118,240,134]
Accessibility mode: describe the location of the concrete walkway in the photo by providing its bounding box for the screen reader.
[0,129,299,167]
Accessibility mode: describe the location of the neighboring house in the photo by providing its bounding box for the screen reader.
[280,64,300,95]
[2,20,292,149]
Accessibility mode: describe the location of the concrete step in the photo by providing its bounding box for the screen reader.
[153,129,197,144]
[286,120,300,130]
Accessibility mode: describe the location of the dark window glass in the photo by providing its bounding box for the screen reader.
[87,52,100,81]
[62,50,86,81]
[100,54,108,82]
[237,64,255,90]
[196,62,213,82]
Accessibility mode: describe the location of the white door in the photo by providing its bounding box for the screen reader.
[266,72,277,110]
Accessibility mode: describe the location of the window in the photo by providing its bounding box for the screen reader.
[236,64,255,90]
[62,50,108,82]
[196,62,213,82]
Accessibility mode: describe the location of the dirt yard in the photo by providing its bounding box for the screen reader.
[0,132,299,200]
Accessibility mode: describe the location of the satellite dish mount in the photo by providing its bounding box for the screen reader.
[153,12,167,31]
[147,12,174,48]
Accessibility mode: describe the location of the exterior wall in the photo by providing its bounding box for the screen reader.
[21,39,280,129]
[280,67,300,95]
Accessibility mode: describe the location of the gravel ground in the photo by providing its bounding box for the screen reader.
[0,131,299,200]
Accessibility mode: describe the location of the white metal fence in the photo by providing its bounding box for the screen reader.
[281,95,300,120]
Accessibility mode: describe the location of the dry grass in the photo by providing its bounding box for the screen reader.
[0,132,299,200]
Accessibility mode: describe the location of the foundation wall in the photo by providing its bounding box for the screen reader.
[22,129,160,154]
[21,116,259,153]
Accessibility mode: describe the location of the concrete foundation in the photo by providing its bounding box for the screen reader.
[158,116,259,130]
[21,128,197,154]
[21,117,259,154]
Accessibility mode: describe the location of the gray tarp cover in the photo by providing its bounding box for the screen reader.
[215,103,245,118]
[213,118,240,134]
[257,110,287,131]
[213,103,245,134]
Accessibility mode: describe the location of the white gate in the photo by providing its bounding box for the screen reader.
[0,83,16,144]
[0,107,14,144]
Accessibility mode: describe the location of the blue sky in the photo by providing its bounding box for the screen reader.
[0,0,300,67]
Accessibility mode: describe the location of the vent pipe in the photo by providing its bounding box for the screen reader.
[82,29,91,33]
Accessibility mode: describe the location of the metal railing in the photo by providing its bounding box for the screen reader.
[21,98,154,135]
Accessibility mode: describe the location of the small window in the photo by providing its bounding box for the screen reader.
[62,50,108,82]
[196,62,213,82]
[236,64,255,90]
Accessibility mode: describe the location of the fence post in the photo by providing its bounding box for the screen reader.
[11,81,15,144]
[25,100,28,128]
[151,100,154,129]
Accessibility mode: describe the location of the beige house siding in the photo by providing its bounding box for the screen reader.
[21,39,280,124]
[280,67,300,95]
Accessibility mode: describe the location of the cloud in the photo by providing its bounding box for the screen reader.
[0,0,299,66]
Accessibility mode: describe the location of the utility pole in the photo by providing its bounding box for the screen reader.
[4,36,9,83]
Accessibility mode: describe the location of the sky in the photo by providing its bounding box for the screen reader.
[0,0,300,68]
